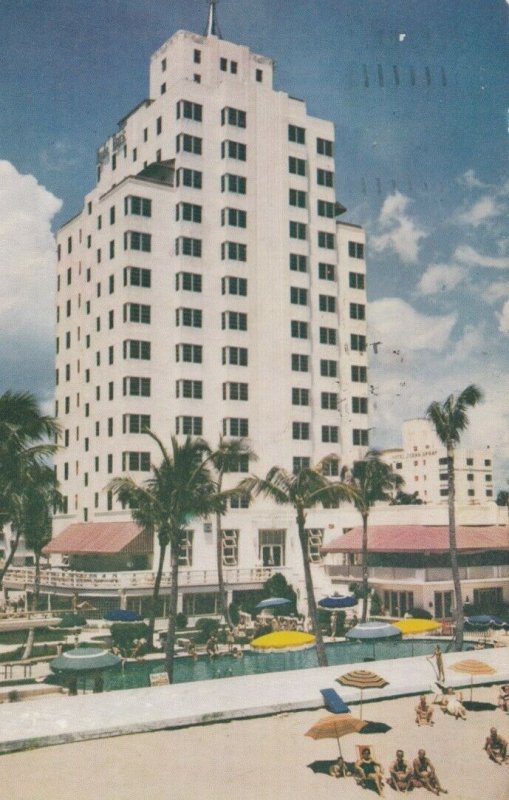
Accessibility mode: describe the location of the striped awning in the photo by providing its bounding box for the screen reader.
[43,522,152,555]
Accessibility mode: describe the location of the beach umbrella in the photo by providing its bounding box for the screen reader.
[449,658,497,701]
[250,631,315,651]
[346,621,401,658]
[255,597,292,610]
[305,714,367,757]
[318,595,358,610]
[104,609,142,622]
[393,619,442,635]
[337,669,389,719]
[465,615,506,628]
[50,647,122,674]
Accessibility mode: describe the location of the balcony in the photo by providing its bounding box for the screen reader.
[326,564,509,584]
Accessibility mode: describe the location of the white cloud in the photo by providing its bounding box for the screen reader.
[454,245,509,269]
[457,169,491,190]
[483,281,509,304]
[417,263,465,295]
[456,196,503,227]
[370,192,427,264]
[40,140,81,172]
[369,298,456,352]
[498,300,509,334]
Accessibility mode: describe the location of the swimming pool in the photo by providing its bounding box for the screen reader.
[48,638,470,692]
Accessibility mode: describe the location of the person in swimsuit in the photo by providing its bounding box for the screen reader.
[415,695,434,726]
[354,747,385,796]
[388,750,413,792]
[484,727,508,764]
[413,750,447,795]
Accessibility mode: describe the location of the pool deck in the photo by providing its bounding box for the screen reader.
[0,646,507,754]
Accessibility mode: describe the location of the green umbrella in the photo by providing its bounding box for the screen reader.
[50,647,121,673]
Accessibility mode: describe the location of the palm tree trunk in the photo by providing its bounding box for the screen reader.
[0,527,22,591]
[165,537,180,683]
[22,551,41,660]
[215,510,231,627]
[147,541,167,649]
[297,509,328,667]
[447,442,464,651]
[361,512,369,623]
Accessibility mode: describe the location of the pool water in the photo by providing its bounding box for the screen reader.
[48,638,469,692]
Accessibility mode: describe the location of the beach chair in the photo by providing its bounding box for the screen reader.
[320,688,350,714]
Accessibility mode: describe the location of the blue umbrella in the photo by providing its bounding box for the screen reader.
[318,595,358,609]
[346,621,401,658]
[104,609,143,622]
[255,597,292,610]
[465,615,507,628]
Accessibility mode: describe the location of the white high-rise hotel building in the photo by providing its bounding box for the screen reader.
[51,7,368,611]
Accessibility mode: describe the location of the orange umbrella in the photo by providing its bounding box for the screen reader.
[449,658,497,701]
[305,714,367,756]
[336,669,389,719]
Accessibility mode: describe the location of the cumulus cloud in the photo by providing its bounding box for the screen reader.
[369,298,456,352]
[483,281,509,304]
[40,139,82,172]
[457,169,491,190]
[417,263,465,295]
[454,245,509,269]
[498,300,509,334]
[370,192,427,264]
[456,196,503,227]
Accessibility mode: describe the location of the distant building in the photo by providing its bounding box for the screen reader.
[381,418,494,505]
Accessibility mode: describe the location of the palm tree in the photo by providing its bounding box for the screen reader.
[208,437,256,627]
[343,452,404,623]
[247,463,356,667]
[111,433,218,682]
[427,384,483,650]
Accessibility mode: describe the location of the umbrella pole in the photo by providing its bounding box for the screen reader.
[470,675,473,703]
[336,735,343,758]
[360,688,364,720]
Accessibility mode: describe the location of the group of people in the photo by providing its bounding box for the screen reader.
[330,748,447,797]
[415,690,467,724]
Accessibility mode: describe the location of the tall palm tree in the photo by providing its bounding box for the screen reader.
[342,452,403,623]
[208,437,256,627]
[247,463,356,667]
[427,384,483,651]
[111,433,218,682]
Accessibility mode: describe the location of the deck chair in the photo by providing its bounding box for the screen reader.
[320,688,350,714]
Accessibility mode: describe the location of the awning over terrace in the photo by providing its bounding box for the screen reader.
[43,522,151,555]
[322,525,509,555]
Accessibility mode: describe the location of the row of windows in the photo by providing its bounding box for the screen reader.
[288,126,334,157]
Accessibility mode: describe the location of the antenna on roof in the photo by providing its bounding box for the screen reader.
[205,0,222,38]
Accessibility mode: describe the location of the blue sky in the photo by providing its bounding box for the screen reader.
[1,0,509,484]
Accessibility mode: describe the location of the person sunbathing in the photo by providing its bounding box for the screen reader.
[388,750,413,792]
[329,756,352,778]
[354,747,385,796]
[413,749,447,795]
[445,690,467,720]
[415,695,434,726]
[484,727,508,764]
[497,685,509,713]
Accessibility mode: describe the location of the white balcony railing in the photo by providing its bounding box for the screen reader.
[326,564,509,584]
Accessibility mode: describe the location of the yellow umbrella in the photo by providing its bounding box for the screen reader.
[250,631,316,651]
[393,619,442,635]
[305,714,367,757]
[449,658,497,701]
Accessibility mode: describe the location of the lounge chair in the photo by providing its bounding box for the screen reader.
[320,688,350,714]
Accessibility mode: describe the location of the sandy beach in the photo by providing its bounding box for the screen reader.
[0,686,508,800]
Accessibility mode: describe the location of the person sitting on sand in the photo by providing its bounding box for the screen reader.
[354,747,385,796]
[445,690,467,720]
[415,695,434,726]
[387,750,413,792]
[484,728,508,764]
[412,749,447,795]
[497,685,509,713]
[329,756,352,778]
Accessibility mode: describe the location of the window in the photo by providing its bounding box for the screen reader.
[289,253,307,272]
[222,346,248,366]
[256,69,263,82]
[289,221,306,240]
[317,137,334,156]
[439,472,448,481]
[221,174,247,194]
[322,459,339,477]
[176,307,202,328]
[293,422,310,440]
[318,231,335,249]
[176,272,202,293]
[222,529,239,566]
[223,382,248,401]
[176,100,203,121]
[124,303,151,324]
[319,327,337,345]
[67,236,72,253]
[177,168,202,189]
[175,237,202,257]
[321,392,338,410]
[317,168,334,187]
[288,124,305,144]
[289,189,307,208]
[485,474,492,481]
[349,272,365,289]
[162,57,167,71]
[177,529,194,567]
[351,365,367,382]
[290,286,307,305]
[293,457,310,474]
[123,376,151,397]
[176,202,202,223]
[319,262,336,281]
[319,295,336,313]
[466,457,474,466]
[176,343,202,363]
[176,416,202,435]
[259,528,286,567]
[221,140,247,161]
[350,303,365,320]
[222,276,247,296]
[468,489,475,497]
[221,241,247,261]
[221,107,246,127]
[292,387,309,406]
[109,274,115,294]
[322,425,338,443]
[352,397,368,414]
[123,339,151,360]
[221,207,247,228]
[230,61,237,74]
[124,231,151,252]
[176,380,203,399]
[291,320,308,339]
[194,49,201,64]
[348,241,365,259]
[122,451,151,471]
[291,353,308,372]
[222,311,247,331]
[467,473,474,481]
[225,454,249,473]
[176,133,202,155]
[439,457,448,465]
[484,459,491,466]
[123,414,151,434]
[223,418,249,437]
[123,266,151,288]
[124,196,152,217]
[289,156,306,176]
[317,200,334,218]
[353,429,369,446]
[320,359,337,377]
